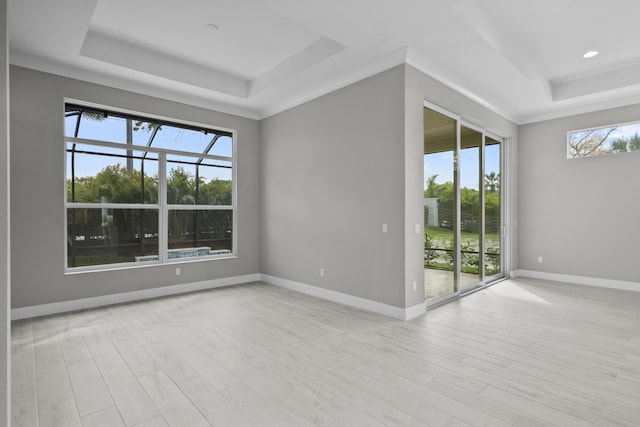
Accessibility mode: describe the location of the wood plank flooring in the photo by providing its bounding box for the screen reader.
[11,278,640,426]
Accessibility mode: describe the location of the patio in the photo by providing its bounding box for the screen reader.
[424,267,482,301]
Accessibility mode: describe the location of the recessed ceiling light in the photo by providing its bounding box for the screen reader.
[583,50,599,59]
[206,23,219,31]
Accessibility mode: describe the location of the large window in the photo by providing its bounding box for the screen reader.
[65,103,235,270]
[568,121,640,158]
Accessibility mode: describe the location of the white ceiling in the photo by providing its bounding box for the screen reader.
[8,0,640,123]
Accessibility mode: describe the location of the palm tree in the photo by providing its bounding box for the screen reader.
[425,174,439,198]
[484,172,499,193]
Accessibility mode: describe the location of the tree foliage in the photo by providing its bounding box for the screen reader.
[485,171,499,193]
[167,166,232,205]
[68,164,231,206]
[424,174,500,233]
[610,132,640,154]
[68,164,158,204]
[568,127,618,157]
[67,163,233,266]
[424,173,502,273]
[567,127,640,158]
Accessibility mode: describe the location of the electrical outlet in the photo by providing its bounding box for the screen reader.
[176,267,181,275]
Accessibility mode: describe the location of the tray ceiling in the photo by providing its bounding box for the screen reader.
[9,0,640,123]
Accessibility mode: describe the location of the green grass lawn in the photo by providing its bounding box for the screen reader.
[425,226,501,274]
[426,226,500,247]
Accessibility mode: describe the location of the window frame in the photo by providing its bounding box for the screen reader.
[567,120,640,159]
[64,100,237,273]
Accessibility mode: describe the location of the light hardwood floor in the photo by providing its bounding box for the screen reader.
[11,278,640,426]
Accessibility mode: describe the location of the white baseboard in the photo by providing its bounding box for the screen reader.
[14,268,637,322]
[11,274,261,320]
[404,301,428,320]
[512,270,640,292]
[260,274,426,321]
[12,272,429,321]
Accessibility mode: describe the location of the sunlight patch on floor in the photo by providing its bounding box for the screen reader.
[488,280,551,304]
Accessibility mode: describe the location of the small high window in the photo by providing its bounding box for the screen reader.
[568,122,640,158]
[65,103,236,271]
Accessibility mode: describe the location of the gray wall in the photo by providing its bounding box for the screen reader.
[1,0,9,422]
[10,66,260,308]
[9,60,518,314]
[404,65,519,306]
[518,106,640,284]
[260,65,407,308]
[260,64,518,310]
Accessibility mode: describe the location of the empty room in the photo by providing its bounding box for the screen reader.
[1,0,640,426]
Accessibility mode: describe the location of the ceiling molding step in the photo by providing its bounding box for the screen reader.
[249,37,346,97]
[80,29,249,99]
[521,92,640,125]
[257,46,409,119]
[404,46,518,124]
[8,51,261,120]
[452,0,552,101]
[8,0,98,57]
[552,63,640,101]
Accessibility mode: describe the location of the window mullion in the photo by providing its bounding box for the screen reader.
[66,202,159,210]
[159,151,168,263]
[65,136,232,163]
[166,205,233,210]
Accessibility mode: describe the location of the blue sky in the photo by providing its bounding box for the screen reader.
[590,122,640,140]
[614,122,640,138]
[66,113,233,181]
[424,143,500,190]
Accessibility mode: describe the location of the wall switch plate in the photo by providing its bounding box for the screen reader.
[176,267,181,275]
[415,224,420,234]
[320,268,325,277]
[382,223,388,233]
[537,256,543,263]
[412,281,417,291]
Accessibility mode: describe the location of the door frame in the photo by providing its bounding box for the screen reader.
[423,100,508,306]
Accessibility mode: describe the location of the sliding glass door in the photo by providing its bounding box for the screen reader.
[424,104,504,304]
[484,136,502,280]
[423,108,457,301]
[459,125,482,293]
